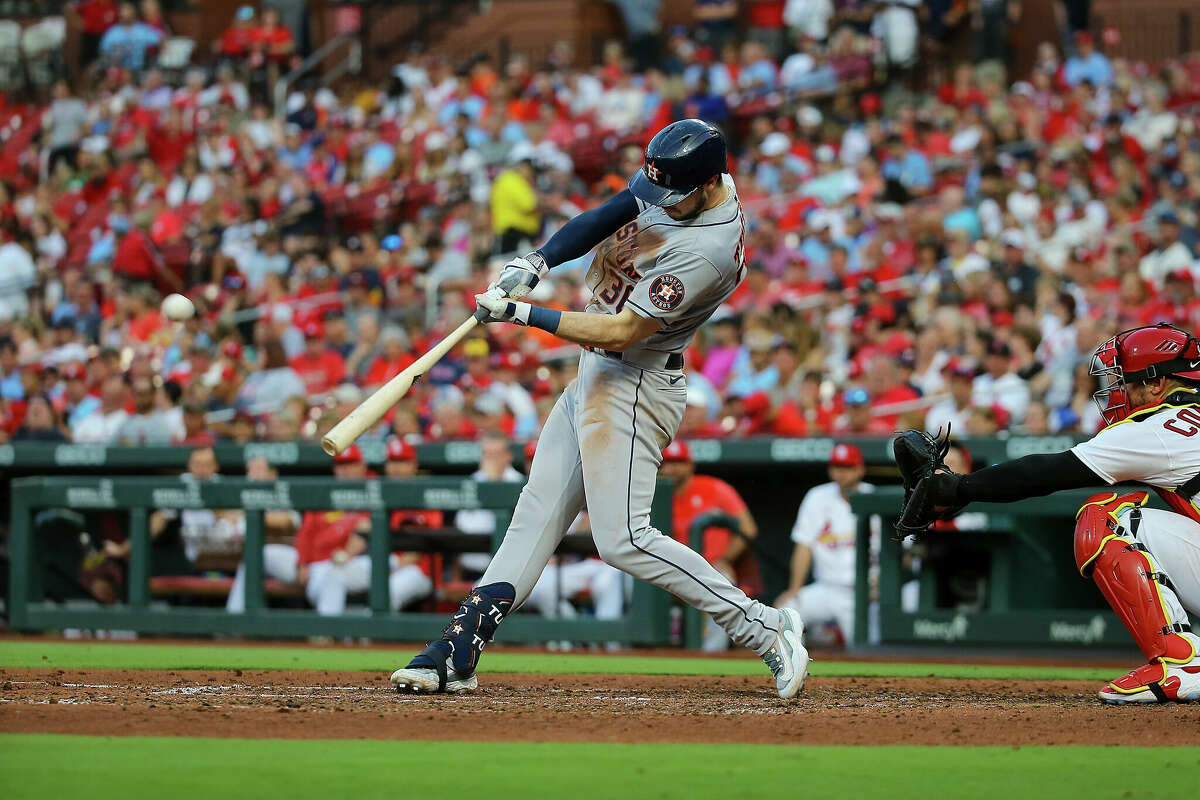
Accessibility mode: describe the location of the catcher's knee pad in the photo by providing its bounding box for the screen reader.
[438,582,516,677]
[1073,492,1194,664]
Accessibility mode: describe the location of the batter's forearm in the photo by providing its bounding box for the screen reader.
[551,309,659,351]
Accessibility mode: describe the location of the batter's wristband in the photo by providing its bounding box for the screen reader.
[526,305,562,334]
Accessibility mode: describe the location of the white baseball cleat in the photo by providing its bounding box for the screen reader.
[1098,659,1200,704]
[762,607,809,700]
[389,651,478,694]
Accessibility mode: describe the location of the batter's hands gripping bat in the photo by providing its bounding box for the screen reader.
[321,309,486,456]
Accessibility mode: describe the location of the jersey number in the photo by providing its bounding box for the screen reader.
[599,275,634,313]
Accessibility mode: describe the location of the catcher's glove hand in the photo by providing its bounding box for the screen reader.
[892,426,965,538]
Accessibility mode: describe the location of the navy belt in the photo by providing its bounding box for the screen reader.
[591,348,684,370]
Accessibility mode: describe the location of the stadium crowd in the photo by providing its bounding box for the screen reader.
[1,1,1200,452]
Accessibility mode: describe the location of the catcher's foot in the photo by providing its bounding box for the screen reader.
[390,644,477,694]
[1098,660,1200,704]
[763,607,809,700]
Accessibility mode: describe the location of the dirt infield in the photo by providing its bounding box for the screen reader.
[3,668,1198,746]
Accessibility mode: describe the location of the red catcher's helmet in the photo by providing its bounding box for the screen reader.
[1091,323,1200,425]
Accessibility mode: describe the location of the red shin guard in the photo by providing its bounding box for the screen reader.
[1074,492,1194,664]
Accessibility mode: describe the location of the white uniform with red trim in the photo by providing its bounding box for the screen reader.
[782,481,876,642]
[478,173,789,655]
[1071,389,1200,618]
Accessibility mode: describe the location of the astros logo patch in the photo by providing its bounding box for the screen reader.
[645,161,661,182]
[649,275,685,311]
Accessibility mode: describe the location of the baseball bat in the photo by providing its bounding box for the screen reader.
[321,310,485,456]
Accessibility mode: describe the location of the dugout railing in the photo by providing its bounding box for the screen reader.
[0,435,1088,474]
[6,476,675,644]
[851,487,1129,648]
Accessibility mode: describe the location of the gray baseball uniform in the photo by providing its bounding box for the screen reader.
[480,174,784,654]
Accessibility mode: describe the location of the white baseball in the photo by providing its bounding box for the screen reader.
[162,293,195,321]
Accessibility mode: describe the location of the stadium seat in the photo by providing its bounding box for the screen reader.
[157,37,195,80]
[0,21,22,89]
[21,16,65,88]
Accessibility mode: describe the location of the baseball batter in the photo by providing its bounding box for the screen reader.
[898,323,1200,703]
[390,120,808,698]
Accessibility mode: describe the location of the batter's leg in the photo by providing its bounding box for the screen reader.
[578,361,783,655]
[478,387,588,605]
[391,387,587,693]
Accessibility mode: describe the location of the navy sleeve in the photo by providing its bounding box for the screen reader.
[535,189,640,268]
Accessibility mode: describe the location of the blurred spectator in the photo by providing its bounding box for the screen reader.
[99,2,164,72]
[783,0,834,42]
[72,375,130,443]
[695,0,739,49]
[490,153,541,253]
[13,395,70,442]
[834,388,892,435]
[175,400,214,445]
[290,320,346,395]
[1063,30,1112,87]
[972,0,1021,65]
[971,340,1030,425]
[779,443,872,646]
[44,81,88,176]
[115,375,180,444]
[0,234,37,324]
[218,5,259,61]
[71,0,120,66]
[237,340,306,411]
[1139,212,1197,288]
[925,361,977,434]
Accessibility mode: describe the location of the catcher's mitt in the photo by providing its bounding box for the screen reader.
[892,426,965,537]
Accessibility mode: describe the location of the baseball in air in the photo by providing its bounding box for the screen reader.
[162,293,195,321]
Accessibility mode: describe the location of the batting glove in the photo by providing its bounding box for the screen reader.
[475,292,531,326]
[491,252,548,300]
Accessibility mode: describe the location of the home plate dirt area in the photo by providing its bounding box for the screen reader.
[2,668,1198,746]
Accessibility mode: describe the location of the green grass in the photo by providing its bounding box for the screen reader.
[1,735,1194,799]
[0,639,1117,681]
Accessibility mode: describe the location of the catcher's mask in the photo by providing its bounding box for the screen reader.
[1091,323,1200,426]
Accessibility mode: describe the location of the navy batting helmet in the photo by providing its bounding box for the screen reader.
[627,119,728,207]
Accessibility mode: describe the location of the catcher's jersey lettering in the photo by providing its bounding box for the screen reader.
[1073,390,1200,489]
[1162,406,1200,437]
[586,173,746,360]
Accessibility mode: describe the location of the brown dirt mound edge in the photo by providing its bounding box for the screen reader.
[2,668,1198,745]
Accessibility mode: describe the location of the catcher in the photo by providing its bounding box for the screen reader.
[894,323,1200,704]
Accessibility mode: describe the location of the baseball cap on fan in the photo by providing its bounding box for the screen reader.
[829,443,864,468]
[386,438,417,462]
[333,444,363,464]
[662,440,692,463]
